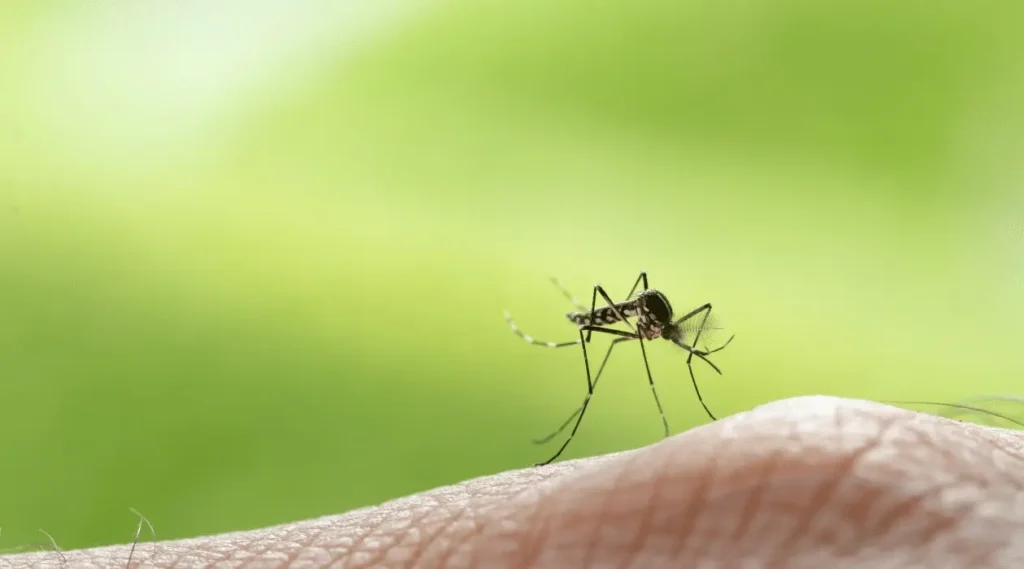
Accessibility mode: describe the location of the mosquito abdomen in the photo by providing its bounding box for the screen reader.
[567,303,636,326]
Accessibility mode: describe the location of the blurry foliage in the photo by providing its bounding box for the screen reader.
[2,0,1024,552]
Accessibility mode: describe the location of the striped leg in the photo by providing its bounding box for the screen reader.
[532,336,634,444]
[625,270,649,299]
[537,324,644,465]
[550,269,648,312]
[550,276,587,312]
[503,311,581,349]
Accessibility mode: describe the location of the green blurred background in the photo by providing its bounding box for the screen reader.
[2,0,1024,553]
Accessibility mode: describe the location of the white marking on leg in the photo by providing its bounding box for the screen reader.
[523,334,534,343]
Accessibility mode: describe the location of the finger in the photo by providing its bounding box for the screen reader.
[3,396,1023,569]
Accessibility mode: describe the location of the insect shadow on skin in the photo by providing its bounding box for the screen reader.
[504,270,736,466]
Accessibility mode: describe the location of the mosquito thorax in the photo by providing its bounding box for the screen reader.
[637,289,673,325]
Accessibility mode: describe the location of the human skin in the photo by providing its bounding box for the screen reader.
[2,395,1024,569]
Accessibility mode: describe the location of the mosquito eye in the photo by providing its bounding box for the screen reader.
[646,294,671,322]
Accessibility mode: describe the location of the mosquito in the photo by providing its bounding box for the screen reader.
[503,270,735,466]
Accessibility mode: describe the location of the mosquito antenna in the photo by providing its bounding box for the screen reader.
[550,276,587,313]
[126,508,155,569]
[39,529,67,567]
[885,399,1024,429]
[679,311,726,350]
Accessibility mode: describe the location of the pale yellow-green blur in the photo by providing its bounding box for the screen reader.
[2,0,1023,551]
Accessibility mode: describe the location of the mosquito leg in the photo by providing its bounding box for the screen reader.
[701,334,735,355]
[575,323,672,436]
[625,270,650,299]
[672,302,733,421]
[533,273,651,446]
[589,284,671,435]
[583,283,600,343]
[537,326,640,466]
[550,276,588,312]
[503,311,582,348]
[537,327,594,465]
[634,327,671,437]
[533,336,635,444]
[568,272,649,343]
[669,336,725,421]
[686,356,717,421]
[588,285,673,435]
[582,284,639,344]
[596,286,634,328]
[555,271,650,329]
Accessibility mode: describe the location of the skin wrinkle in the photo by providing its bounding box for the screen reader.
[396,474,524,569]
[622,399,1009,568]
[598,448,667,569]
[729,445,783,544]
[875,413,1022,539]
[622,448,671,569]
[455,459,625,569]
[344,503,405,569]
[665,429,725,566]
[945,422,1024,493]
[514,482,555,569]
[505,456,633,569]
[577,456,621,569]
[6,397,1024,569]
[767,406,908,567]
[832,482,925,558]
[297,525,329,566]
[900,415,989,487]
[809,413,1013,565]
[557,444,634,569]
[982,427,1024,462]
[385,503,443,569]
[442,500,486,569]
[401,498,469,569]
[424,507,467,569]
[439,462,587,567]
[695,408,822,561]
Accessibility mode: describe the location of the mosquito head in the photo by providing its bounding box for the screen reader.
[636,289,674,329]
